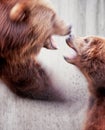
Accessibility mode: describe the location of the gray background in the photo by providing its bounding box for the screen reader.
[0,0,105,130]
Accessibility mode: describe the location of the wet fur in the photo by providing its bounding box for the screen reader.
[81,38,105,130]
[0,0,69,101]
[66,36,105,129]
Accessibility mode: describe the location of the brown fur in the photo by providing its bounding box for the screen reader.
[0,0,70,100]
[65,36,105,130]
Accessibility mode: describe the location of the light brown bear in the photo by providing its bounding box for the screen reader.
[0,0,70,100]
[65,35,105,130]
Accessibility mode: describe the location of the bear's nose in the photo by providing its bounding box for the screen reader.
[66,37,70,44]
[69,34,75,40]
[68,25,72,35]
[69,34,72,38]
[66,34,75,47]
[66,34,73,43]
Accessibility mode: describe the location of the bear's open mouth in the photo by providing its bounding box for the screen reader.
[44,37,57,50]
[66,37,77,52]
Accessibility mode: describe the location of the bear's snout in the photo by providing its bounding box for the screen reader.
[66,35,74,47]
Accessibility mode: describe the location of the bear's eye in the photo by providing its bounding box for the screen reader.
[84,38,89,43]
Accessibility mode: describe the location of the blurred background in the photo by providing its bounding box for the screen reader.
[0,0,105,130]
[52,0,105,36]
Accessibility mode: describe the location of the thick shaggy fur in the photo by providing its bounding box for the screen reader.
[0,0,70,100]
[65,36,105,130]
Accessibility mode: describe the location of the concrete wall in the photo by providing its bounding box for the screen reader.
[0,1,104,130]
[52,0,105,36]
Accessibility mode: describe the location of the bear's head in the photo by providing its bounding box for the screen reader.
[65,35,105,97]
[0,0,70,63]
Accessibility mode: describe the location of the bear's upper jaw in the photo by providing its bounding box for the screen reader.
[66,36,77,53]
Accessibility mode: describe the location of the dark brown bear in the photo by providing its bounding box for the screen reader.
[65,35,105,130]
[0,0,70,100]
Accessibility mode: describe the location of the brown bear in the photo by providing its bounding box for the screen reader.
[65,35,105,130]
[0,0,70,100]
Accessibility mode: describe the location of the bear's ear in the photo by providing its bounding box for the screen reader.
[9,2,29,22]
